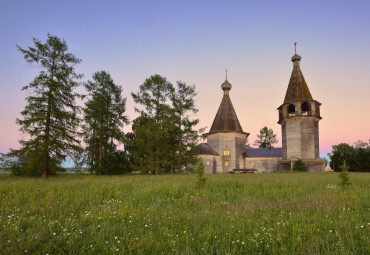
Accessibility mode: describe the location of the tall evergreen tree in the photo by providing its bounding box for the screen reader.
[8,34,82,178]
[82,71,128,174]
[131,74,174,175]
[125,113,159,174]
[253,126,278,149]
[171,81,201,174]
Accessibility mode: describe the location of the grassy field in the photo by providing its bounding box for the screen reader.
[0,172,369,254]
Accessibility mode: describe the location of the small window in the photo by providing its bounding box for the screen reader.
[223,150,230,156]
[206,160,210,166]
[224,161,229,167]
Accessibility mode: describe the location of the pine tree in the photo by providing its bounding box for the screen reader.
[82,71,128,174]
[196,158,207,188]
[254,126,278,149]
[339,160,351,189]
[9,34,82,178]
[171,81,202,174]
[124,114,155,174]
[131,74,175,175]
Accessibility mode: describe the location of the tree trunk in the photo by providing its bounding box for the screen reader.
[42,60,55,179]
[43,100,51,179]
[155,86,160,175]
[42,153,49,180]
[155,147,159,175]
[98,141,103,175]
[177,137,182,174]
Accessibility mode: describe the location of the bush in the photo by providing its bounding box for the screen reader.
[293,159,308,172]
[88,150,133,175]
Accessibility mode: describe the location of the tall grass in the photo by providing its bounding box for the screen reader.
[0,173,369,254]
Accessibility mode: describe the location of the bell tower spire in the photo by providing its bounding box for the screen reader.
[277,50,325,171]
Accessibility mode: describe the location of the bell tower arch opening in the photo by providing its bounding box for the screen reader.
[301,102,311,116]
[288,104,295,116]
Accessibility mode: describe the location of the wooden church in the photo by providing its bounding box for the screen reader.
[197,51,326,173]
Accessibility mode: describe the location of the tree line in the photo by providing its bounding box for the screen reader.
[0,34,204,178]
[328,140,370,172]
[0,34,283,178]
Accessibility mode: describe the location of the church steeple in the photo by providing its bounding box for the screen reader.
[278,50,321,124]
[277,49,324,171]
[283,53,313,104]
[208,77,247,135]
[202,76,249,173]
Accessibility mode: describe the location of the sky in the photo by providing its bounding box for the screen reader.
[1,0,370,160]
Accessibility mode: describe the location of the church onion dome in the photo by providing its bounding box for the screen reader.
[283,53,313,104]
[291,53,301,62]
[221,79,232,91]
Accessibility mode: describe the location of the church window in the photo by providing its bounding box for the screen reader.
[206,160,210,166]
[224,161,229,167]
[223,150,230,157]
[288,104,295,116]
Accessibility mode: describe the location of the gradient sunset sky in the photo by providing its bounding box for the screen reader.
[1,0,370,159]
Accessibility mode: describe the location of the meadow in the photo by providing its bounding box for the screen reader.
[0,172,369,254]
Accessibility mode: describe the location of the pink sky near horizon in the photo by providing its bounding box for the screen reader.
[1,1,370,160]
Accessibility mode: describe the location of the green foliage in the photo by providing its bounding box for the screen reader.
[7,34,82,178]
[293,159,308,172]
[123,115,152,174]
[339,160,351,189]
[253,126,278,149]
[329,143,356,172]
[0,173,369,254]
[103,151,131,175]
[1,149,64,176]
[196,159,207,188]
[129,75,201,175]
[353,140,370,172]
[171,81,202,174]
[131,75,175,175]
[82,71,129,174]
[329,141,370,172]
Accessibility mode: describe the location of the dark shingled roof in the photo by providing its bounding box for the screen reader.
[283,54,313,104]
[196,143,219,155]
[243,148,282,158]
[207,80,246,134]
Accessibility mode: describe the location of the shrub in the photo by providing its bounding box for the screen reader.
[293,159,308,172]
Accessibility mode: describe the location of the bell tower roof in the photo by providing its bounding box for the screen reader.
[207,78,247,135]
[283,53,313,104]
